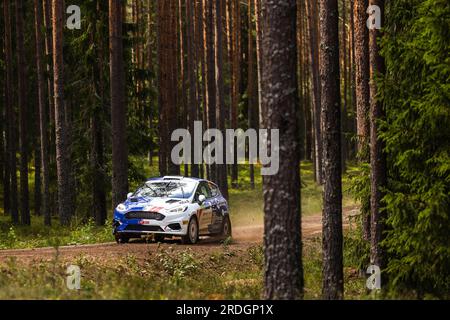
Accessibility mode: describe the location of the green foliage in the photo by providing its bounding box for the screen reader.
[343,225,370,273]
[156,248,200,281]
[380,0,450,297]
[348,163,371,220]
[0,217,113,249]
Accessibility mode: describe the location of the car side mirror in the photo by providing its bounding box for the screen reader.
[127,192,133,199]
[198,195,206,204]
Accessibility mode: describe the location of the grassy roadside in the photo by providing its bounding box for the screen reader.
[0,238,368,300]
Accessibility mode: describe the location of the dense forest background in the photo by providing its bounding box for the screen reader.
[0,0,448,299]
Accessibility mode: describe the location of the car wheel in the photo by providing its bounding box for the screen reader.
[182,217,199,244]
[222,216,232,238]
[115,234,129,244]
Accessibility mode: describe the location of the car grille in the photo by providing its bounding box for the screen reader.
[125,211,165,221]
[124,225,164,232]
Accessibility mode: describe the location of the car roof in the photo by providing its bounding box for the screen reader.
[146,176,207,184]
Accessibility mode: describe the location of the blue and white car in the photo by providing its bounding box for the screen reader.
[113,176,232,244]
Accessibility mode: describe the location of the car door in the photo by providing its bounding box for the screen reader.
[208,183,226,234]
[194,182,213,235]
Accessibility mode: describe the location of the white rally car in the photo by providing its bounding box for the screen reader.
[112,176,232,244]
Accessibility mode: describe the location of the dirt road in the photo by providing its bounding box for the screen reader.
[0,207,358,263]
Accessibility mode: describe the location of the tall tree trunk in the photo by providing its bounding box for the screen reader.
[254,0,264,129]
[92,0,107,226]
[15,0,30,226]
[369,0,387,269]
[197,0,207,179]
[350,0,357,143]
[34,0,51,225]
[168,0,180,176]
[43,0,56,217]
[3,1,18,224]
[53,0,74,225]
[248,0,258,189]
[306,0,323,185]
[43,0,55,157]
[157,0,179,176]
[261,0,303,300]
[341,0,348,173]
[319,0,344,300]
[109,0,129,207]
[186,0,199,178]
[354,0,371,240]
[34,134,41,216]
[204,0,217,182]
[230,0,240,188]
[215,0,229,199]
[300,4,313,163]
[1,14,9,217]
[156,0,168,176]
[147,0,154,167]
[179,0,189,176]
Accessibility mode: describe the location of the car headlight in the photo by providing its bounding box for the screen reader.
[169,206,188,213]
[116,203,127,212]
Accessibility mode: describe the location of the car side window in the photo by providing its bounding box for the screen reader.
[209,183,220,198]
[195,182,211,200]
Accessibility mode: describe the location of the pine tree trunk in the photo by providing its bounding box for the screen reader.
[168,0,180,176]
[215,0,229,199]
[147,0,154,167]
[230,0,240,188]
[1,10,9,216]
[369,0,387,269]
[34,0,49,222]
[43,0,55,158]
[15,0,30,226]
[156,0,168,176]
[196,0,207,179]
[92,0,107,226]
[248,0,258,189]
[261,0,304,300]
[341,0,348,173]
[52,0,74,225]
[204,0,217,182]
[3,1,18,224]
[354,0,371,240]
[109,0,129,207]
[254,0,264,129]
[319,0,344,300]
[179,0,189,176]
[42,0,57,218]
[186,0,199,178]
[306,0,323,185]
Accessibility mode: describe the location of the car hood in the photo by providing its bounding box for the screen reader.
[122,197,189,212]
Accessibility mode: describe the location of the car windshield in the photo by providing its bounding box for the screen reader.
[132,181,196,199]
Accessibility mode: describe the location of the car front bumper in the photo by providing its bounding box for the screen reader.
[113,210,191,237]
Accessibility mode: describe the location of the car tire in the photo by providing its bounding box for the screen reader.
[182,216,199,245]
[221,216,232,238]
[115,234,129,244]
